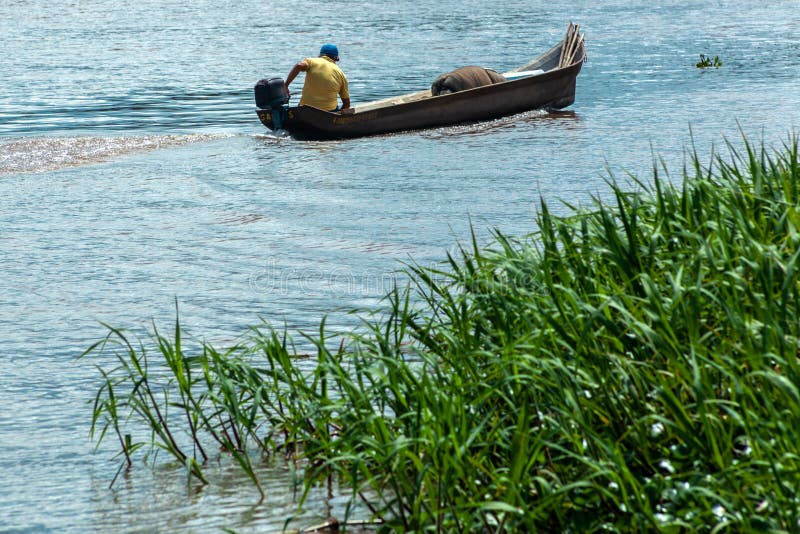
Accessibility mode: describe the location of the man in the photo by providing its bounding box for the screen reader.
[285,43,351,113]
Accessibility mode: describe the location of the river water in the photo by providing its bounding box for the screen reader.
[1,1,798,531]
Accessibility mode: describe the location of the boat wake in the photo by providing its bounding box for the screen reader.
[253,129,292,142]
[420,109,576,139]
[0,133,227,175]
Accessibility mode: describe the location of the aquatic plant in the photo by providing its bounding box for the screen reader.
[697,53,723,68]
[84,134,800,531]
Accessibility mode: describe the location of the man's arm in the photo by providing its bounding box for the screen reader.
[285,60,308,94]
[340,76,352,112]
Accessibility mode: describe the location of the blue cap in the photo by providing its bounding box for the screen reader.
[319,43,339,61]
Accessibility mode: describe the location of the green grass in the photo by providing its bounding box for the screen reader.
[83,134,800,532]
[696,54,723,68]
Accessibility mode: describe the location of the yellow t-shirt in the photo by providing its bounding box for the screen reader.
[298,56,350,111]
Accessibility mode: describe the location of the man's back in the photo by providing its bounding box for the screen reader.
[299,57,349,111]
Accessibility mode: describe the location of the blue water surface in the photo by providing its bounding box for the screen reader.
[1,1,799,531]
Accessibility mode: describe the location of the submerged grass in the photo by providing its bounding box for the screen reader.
[83,134,800,531]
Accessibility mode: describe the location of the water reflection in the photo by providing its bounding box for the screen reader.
[89,454,373,532]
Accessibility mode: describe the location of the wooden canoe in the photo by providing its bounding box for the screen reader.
[256,37,585,141]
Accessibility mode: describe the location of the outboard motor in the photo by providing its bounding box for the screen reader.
[254,77,290,130]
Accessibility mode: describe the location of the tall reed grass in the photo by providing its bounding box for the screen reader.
[84,135,800,531]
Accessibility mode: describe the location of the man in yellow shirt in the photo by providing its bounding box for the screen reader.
[285,44,351,113]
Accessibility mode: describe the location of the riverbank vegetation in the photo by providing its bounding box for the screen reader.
[84,135,800,532]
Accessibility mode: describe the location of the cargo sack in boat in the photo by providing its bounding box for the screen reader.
[254,77,289,109]
[431,66,506,96]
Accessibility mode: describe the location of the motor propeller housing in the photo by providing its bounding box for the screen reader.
[254,78,290,130]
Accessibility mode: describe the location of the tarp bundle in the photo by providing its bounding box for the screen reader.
[431,66,506,96]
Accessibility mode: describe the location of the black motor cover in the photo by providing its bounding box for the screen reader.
[254,78,289,108]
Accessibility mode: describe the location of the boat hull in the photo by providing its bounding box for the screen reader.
[257,41,584,141]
